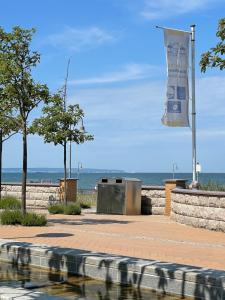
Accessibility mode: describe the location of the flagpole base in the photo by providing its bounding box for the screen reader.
[189,180,199,189]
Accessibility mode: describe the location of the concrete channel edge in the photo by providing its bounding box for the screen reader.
[0,239,224,300]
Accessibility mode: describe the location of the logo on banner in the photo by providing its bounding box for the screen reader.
[167,101,181,113]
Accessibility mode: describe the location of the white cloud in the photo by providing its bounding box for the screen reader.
[54,73,225,171]
[70,80,164,124]
[69,64,161,86]
[141,0,218,20]
[46,26,116,52]
[68,75,225,148]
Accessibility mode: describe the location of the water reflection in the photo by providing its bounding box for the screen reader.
[0,262,190,299]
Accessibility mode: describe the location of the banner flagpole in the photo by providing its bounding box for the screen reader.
[191,25,197,186]
[156,25,198,186]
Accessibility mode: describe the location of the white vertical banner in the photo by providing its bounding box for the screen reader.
[162,29,190,127]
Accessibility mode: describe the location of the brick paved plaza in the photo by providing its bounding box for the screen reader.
[0,211,225,271]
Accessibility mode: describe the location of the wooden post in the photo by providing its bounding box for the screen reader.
[164,179,187,216]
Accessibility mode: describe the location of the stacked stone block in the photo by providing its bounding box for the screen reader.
[171,189,225,232]
[1,183,60,208]
[141,186,165,215]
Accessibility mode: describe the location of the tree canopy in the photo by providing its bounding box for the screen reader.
[32,92,93,146]
[0,26,50,213]
[200,18,225,72]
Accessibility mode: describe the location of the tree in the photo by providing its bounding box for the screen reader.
[0,26,50,214]
[200,18,225,72]
[31,92,94,203]
[0,108,21,199]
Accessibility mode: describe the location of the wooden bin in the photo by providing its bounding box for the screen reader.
[60,178,78,202]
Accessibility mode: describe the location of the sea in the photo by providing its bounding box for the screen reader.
[2,169,225,190]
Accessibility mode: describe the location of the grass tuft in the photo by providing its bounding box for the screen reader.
[0,210,47,226]
[0,196,21,209]
[48,202,81,215]
[21,212,47,226]
[0,210,22,225]
[199,180,225,192]
[48,204,64,214]
[63,203,81,215]
[77,200,92,209]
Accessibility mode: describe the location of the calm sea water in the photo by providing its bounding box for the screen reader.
[2,172,225,189]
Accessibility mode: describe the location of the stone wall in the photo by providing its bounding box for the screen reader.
[1,183,60,208]
[171,188,225,232]
[141,186,165,215]
[1,183,166,212]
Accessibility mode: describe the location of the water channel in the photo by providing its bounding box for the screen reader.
[0,262,192,299]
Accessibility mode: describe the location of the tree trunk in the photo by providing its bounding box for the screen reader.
[21,125,27,215]
[64,141,67,204]
[0,130,2,200]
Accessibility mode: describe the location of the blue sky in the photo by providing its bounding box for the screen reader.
[1,0,225,172]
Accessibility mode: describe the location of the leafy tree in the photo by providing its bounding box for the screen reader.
[0,109,21,199]
[31,92,94,203]
[0,26,50,214]
[200,18,225,72]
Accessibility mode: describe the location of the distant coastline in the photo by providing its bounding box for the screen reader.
[2,168,126,174]
[1,171,225,189]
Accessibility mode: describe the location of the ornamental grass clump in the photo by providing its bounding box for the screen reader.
[63,203,81,215]
[0,196,21,209]
[0,210,22,225]
[199,181,225,192]
[79,201,91,209]
[0,210,47,226]
[48,204,64,214]
[48,202,81,215]
[21,212,47,226]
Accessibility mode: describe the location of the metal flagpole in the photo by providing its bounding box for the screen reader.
[156,25,197,185]
[191,25,197,186]
[63,58,71,178]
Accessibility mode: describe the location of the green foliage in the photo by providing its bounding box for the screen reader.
[21,212,47,226]
[63,203,81,215]
[0,210,22,225]
[78,200,92,209]
[199,181,225,192]
[0,26,50,213]
[0,26,50,117]
[0,196,21,209]
[200,18,225,72]
[0,209,47,226]
[31,91,93,204]
[0,114,21,142]
[31,93,94,146]
[48,204,64,214]
[48,202,81,215]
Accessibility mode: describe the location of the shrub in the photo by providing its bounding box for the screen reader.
[78,200,92,209]
[0,210,22,225]
[48,204,64,214]
[0,196,21,209]
[63,203,81,215]
[0,210,47,226]
[48,203,81,215]
[21,213,47,226]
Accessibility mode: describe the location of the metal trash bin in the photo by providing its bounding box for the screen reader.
[97,177,142,215]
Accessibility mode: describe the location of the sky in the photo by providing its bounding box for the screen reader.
[1,0,225,172]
